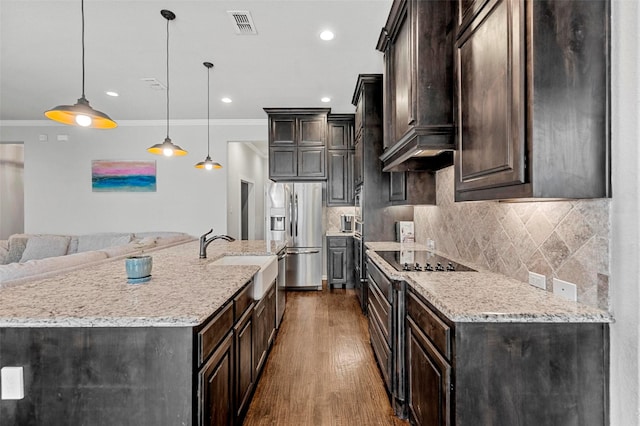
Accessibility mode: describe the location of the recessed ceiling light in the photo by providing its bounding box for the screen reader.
[105,91,119,97]
[321,97,331,103]
[221,97,232,103]
[319,30,334,41]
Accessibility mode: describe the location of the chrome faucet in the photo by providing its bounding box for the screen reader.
[199,229,236,259]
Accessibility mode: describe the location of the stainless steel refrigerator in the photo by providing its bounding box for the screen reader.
[266,181,323,290]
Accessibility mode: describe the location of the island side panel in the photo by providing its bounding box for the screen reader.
[454,322,609,426]
[0,327,193,426]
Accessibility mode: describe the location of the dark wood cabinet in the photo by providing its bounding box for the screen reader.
[199,332,235,426]
[234,301,255,423]
[327,114,355,206]
[254,282,276,379]
[405,286,609,426]
[377,0,456,172]
[366,257,406,417]
[389,171,436,205]
[454,0,610,201]
[265,108,330,181]
[327,235,354,289]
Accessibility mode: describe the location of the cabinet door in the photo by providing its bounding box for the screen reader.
[407,317,452,426]
[455,0,525,194]
[389,172,406,202]
[199,332,234,426]
[390,3,412,144]
[297,146,326,178]
[269,116,296,145]
[269,147,297,179]
[327,150,351,206]
[328,247,348,288]
[253,298,268,378]
[265,284,277,347]
[298,115,326,146]
[235,308,254,423]
[328,119,354,149]
[353,134,363,187]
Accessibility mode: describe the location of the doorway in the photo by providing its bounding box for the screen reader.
[0,143,25,239]
[240,179,255,240]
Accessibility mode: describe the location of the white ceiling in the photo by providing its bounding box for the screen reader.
[0,0,392,122]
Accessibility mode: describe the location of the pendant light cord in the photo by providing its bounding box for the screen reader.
[166,15,170,139]
[207,66,211,157]
[81,0,85,98]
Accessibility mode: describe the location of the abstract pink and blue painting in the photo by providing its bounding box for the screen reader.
[92,160,157,192]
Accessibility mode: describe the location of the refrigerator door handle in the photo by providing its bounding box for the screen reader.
[294,194,299,237]
[287,249,320,255]
[289,192,294,238]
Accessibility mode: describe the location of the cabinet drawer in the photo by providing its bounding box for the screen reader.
[368,278,391,343]
[234,281,254,322]
[328,237,348,248]
[367,259,392,302]
[368,305,391,390]
[198,302,234,366]
[407,290,451,360]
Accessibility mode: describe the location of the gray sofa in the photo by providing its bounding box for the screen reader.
[0,232,194,287]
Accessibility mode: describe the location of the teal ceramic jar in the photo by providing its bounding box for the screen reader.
[125,255,152,280]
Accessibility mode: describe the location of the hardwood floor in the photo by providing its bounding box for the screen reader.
[243,285,408,426]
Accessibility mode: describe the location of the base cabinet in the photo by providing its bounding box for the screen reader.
[327,236,354,289]
[406,287,609,426]
[254,282,277,378]
[199,332,235,426]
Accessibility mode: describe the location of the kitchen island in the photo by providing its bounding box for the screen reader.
[0,239,285,425]
[365,241,610,426]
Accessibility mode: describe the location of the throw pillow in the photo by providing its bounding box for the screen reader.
[0,240,8,265]
[4,234,29,264]
[20,235,71,262]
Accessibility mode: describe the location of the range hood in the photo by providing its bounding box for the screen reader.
[379,125,455,172]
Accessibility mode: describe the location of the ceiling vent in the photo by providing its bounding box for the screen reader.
[227,10,257,35]
[140,78,166,91]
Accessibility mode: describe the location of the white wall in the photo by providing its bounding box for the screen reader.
[0,120,266,237]
[610,1,640,424]
[226,142,268,240]
[0,143,24,239]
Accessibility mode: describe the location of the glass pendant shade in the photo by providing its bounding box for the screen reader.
[195,61,222,170]
[147,137,187,157]
[44,0,117,129]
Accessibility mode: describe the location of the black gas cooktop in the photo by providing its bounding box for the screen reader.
[375,250,476,272]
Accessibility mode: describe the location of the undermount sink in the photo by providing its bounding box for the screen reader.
[209,255,278,300]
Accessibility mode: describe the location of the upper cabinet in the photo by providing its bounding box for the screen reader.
[327,114,356,206]
[376,0,456,172]
[454,0,610,201]
[264,108,330,181]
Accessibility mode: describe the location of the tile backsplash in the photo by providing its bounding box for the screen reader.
[325,206,356,233]
[413,166,610,310]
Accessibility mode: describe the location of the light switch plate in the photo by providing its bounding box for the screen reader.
[528,271,546,289]
[1,366,24,400]
[553,278,577,302]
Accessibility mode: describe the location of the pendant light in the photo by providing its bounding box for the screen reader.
[44,0,117,129]
[195,62,222,170]
[147,10,187,157]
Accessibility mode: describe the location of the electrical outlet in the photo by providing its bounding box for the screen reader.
[1,366,24,400]
[553,278,577,302]
[528,271,546,289]
[57,134,68,141]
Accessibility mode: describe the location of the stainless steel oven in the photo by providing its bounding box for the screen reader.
[354,186,363,238]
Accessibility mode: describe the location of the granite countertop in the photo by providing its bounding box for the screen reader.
[0,240,286,328]
[326,231,355,237]
[365,241,611,323]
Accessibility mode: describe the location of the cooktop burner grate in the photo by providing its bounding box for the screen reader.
[375,250,476,272]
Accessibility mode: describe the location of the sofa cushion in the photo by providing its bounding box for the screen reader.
[4,234,29,264]
[77,233,133,253]
[0,240,8,265]
[0,251,108,284]
[20,235,71,262]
